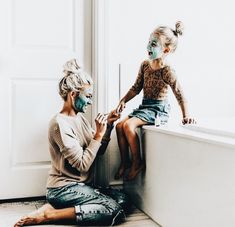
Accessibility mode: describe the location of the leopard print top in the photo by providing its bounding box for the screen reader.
[130,60,186,105]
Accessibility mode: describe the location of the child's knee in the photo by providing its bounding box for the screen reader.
[123,121,135,133]
[116,121,122,130]
[116,121,125,133]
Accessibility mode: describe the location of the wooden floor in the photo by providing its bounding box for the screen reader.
[0,199,160,227]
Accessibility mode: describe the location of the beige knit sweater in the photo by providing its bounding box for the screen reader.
[46,113,102,188]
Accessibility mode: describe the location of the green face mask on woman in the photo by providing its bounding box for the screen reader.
[73,88,93,113]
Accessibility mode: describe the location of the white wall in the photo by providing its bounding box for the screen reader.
[107,0,235,119]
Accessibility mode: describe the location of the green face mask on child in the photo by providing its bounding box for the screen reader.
[73,87,93,113]
[147,37,163,60]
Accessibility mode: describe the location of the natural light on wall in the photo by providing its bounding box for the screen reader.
[165,0,235,119]
[108,0,235,122]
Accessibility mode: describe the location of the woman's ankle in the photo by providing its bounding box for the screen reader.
[43,209,58,222]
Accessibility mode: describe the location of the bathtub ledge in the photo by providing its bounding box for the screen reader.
[143,124,235,149]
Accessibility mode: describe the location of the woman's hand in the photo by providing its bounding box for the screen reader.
[182,117,196,125]
[107,110,121,126]
[116,100,126,114]
[94,113,107,141]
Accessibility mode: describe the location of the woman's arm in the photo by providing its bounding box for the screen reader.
[97,124,114,155]
[51,114,108,173]
[97,110,121,155]
[52,122,101,173]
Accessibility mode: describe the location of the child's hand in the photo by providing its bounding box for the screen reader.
[107,110,120,125]
[182,117,196,125]
[116,100,126,114]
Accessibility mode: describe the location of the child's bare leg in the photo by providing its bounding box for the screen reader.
[115,117,130,179]
[14,203,76,227]
[123,117,147,180]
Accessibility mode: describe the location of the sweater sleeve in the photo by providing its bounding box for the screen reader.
[162,66,187,105]
[52,121,101,173]
[129,61,145,94]
[97,124,114,155]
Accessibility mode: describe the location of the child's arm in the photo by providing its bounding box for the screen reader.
[116,90,137,113]
[162,66,196,124]
[116,61,146,113]
[178,101,196,124]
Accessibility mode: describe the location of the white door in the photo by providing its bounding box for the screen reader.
[0,0,92,199]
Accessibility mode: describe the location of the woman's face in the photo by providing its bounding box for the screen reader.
[73,86,93,113]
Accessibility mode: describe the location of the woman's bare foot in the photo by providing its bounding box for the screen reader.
[14,203,55,227]
[125,162,145,181]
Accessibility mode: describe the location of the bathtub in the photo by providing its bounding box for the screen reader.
[124,118,235,227]
[183,117,235,139]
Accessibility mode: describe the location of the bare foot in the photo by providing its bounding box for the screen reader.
[14,203,55,227]
[114,165,126,180]
[28,203,54,217]
[125,163,145,181]
[14,215,46,227]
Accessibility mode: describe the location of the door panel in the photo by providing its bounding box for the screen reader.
[0,0,91,199]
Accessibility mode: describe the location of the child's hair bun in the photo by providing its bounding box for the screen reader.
[175,21,184,36]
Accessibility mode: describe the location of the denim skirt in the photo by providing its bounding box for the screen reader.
[128,98,170,125]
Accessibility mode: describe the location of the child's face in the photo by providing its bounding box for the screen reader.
[147,36,163,60]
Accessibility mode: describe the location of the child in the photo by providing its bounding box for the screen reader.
[115,21,195,181]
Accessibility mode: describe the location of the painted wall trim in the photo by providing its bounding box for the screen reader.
[92,0,110,186]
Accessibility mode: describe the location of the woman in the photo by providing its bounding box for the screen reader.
[15,59,128,226]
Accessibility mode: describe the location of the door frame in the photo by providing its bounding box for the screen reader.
[91,0,111,186]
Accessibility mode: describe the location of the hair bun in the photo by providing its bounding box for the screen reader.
[175,21,184,36]
[63,59,81,77]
